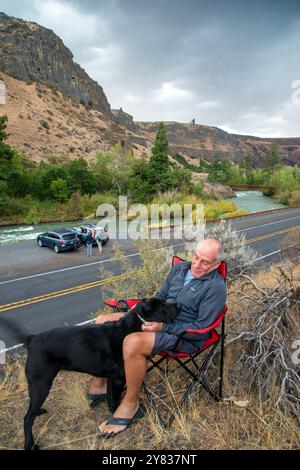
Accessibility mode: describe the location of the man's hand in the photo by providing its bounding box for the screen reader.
[142,322,163,332]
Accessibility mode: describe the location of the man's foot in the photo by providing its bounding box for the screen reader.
[88,379,107,407]
[98,401,144,438]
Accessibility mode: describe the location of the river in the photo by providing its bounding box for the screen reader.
[0,220,86,246]
[227,190,286,212]
[0,191,287,245]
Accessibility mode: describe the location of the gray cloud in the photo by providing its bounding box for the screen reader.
[1,0,300,136]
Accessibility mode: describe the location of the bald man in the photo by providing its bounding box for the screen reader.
[92,238,227,437]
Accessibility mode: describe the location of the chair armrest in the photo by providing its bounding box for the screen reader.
[184,306,228,336]
[185,325,215,336]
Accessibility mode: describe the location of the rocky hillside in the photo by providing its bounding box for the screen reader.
[0,12,112,117]
[0,73,132,161]
[0,11,299,167]
[234,133,300,167]
[135,121,300,167]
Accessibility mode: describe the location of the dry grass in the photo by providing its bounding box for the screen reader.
[0,356,299,450]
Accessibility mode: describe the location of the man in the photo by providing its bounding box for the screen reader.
[86,230,93,257]
[96,231,103,254]
[90,238,226,437]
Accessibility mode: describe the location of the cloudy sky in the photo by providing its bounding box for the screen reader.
[1,0,300,137]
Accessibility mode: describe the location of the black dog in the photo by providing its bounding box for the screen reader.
[1,298,180,450]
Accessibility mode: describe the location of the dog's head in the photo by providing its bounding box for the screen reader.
[133,297,181,323]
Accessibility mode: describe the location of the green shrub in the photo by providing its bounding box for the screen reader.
[222,209,248,218]
[192,182,203,197]
[274,191,290,205]
[25,205,40,224]
[204,205,222,219]
[288,190,300,205]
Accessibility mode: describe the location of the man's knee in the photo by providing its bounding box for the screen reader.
[123,333,155,358]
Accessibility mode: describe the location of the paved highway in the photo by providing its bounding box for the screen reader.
[0,207,299,350]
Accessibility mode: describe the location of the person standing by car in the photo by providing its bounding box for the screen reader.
[96,231,103,254]
[86,230,93,257]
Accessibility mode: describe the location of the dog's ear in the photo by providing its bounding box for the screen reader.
[137,298,153,320]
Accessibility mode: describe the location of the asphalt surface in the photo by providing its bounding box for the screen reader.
[0,207,299,349]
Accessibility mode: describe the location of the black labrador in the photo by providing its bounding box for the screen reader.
[1,297,180,450]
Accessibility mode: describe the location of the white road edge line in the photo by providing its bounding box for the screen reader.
[1,214,299,285]
[236,215,300,232]
[0,243,185,286]
[0,247,283,355]
[0,254,138,285]
[246,249,281,264]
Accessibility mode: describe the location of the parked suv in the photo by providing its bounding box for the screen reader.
[37,229,81,253]
[75,224,109,246]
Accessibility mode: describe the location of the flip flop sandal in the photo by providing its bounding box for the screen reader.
[87,393,107,408]
[98,406,145,439]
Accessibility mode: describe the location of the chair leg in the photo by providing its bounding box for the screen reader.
[219,326,226,400]
[144,335,226,429]
[166,349,217,427]
[199,375,219,401]
[166,359,169,376]
[142,382,166,428]
[167,375,199,428]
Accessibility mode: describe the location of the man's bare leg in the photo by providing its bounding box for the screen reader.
[98,331,155,435]
[89,312,124,395]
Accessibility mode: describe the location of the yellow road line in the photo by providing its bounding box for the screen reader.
[1,280,106,308]
[0,225,299,313]
[0,273,128,309]
[244,225,300,244]
[0,273,128,313]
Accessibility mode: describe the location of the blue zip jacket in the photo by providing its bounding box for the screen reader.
[86,232,94,245]
[156,261,227,351]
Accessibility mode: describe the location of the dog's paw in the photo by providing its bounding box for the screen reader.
[37,408,47,416]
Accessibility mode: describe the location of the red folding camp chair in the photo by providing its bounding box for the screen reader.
[104,255,227,427]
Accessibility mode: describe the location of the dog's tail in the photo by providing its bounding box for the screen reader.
[0,317,33,349]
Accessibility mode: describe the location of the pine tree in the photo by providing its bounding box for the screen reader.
[148,122,174,192]
[240,154,254,171]
[0,115,9,143]
[0,115,14,207]
[0,115,14,163]
[267,142,282,174]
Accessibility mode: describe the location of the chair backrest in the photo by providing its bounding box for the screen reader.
[172,255,227,280]
[172,255,227,334]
